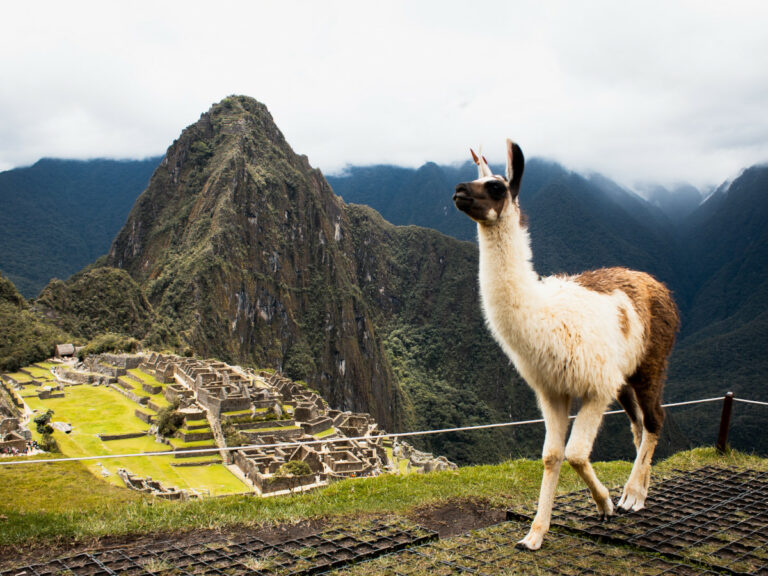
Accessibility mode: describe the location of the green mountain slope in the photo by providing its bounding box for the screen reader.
[0,157,160,298]
[34,267,156,341]
[0,271,70,371]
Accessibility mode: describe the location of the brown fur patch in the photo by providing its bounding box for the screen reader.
[618,306,630,337]
[574,267,680,434]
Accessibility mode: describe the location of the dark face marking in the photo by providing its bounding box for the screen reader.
[453,177,510,224]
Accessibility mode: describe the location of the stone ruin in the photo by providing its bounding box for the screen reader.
[116,468,193,500]
[9,350,456,496]
[135,353,415,495]
[0,379,32,452]
[0,405,31,453]
[394,441,458,473]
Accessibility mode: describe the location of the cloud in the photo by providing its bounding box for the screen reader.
[1,0,767,188]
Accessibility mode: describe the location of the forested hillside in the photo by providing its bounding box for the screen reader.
[0,157,160,297]
[0,271,70,371]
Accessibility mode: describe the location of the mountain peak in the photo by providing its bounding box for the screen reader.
[104,95,403,430]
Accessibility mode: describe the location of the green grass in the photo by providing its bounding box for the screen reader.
[5,372,34,383]
[22,366,55,380]
[1,447,763,551]
[148,394,172,410]
[127,368,165,388]
[183,412,208,422]
[118,369,170,409]
[179,426,212,434]
[223,408,260,417]
[314,427,336,438]
[242,425,300,433]
[168,438,217,449]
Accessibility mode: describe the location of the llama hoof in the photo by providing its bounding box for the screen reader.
[618,486,646,512]
[517,532,544,551]
[596,495,615,519]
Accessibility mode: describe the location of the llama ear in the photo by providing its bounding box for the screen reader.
[505,139,525,196]
[471,147,493,179]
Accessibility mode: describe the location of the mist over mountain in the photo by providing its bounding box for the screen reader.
[638,183,704,221]
[0,157,160,298]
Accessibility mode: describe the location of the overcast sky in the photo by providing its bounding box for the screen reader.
[2,1,767,189]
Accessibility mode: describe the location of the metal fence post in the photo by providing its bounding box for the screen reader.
[716,392,734,454]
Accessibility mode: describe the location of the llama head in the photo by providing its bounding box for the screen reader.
[453,139,525,226]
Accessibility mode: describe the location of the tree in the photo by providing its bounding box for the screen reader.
[155,402,184,438]
[33,409,58,452]
[34,409,54,435]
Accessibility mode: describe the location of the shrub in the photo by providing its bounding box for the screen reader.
[39,433,58,453]
[77,333,140,360]
[221,416,248,448]
[34,409,54,435]
[155,402,184,438]
[276,460,312,477]
[283,341,316,382]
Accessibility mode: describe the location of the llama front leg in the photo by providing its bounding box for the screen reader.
[564,395,614,518]
[519,392,570,550]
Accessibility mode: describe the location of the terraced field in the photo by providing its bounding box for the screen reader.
[17,364,248,496]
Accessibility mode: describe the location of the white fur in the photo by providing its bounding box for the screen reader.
[476,199,648,549]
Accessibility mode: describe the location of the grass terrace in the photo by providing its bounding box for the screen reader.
[5,372,34,383]
[241,425,301,434]
[20,376,247,497]
[23,365,56,380]
[126,368,164,386]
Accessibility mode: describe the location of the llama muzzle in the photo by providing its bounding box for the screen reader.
[453,184,473,211]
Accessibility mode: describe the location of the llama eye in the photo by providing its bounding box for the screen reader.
[486,182,507,199]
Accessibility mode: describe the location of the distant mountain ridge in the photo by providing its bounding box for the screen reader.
[0,157,161,297]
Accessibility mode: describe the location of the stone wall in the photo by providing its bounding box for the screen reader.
[99,431,148,441]
[99,353,144,369]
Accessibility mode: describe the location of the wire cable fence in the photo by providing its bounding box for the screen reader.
[0,393,764,467]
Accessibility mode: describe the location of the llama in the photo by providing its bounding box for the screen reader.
[453,140,679,550]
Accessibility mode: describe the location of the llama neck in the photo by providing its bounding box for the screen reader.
[477,214,540,310]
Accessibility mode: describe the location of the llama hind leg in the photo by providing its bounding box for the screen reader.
[617,384,643,452]
[618,429,658,511]
[519,392,570,551]
[565,395,614,518]
[619,390,664,512]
